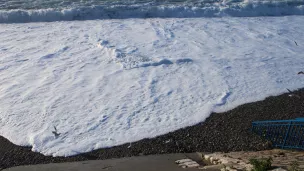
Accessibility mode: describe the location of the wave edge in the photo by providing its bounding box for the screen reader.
[0,2,304,23]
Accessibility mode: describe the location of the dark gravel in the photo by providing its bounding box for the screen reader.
[1,88,303,169]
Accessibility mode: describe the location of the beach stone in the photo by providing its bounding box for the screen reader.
[213,160,219,165]
[204,155,211,161]
[220,158,230,164]
[177,159,200,168]
[175,159,193,164]
[232,164,246,171]
[185,163,200,168]
[179,161,200,168]
[270,167,287,171]
[225,166,239,171]
[210,157,215,163]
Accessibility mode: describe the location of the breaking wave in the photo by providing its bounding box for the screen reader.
[0,1,304,23]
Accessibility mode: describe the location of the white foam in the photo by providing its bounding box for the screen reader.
[0,16,303,156]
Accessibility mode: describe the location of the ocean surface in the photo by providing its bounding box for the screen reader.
[0,0,304,23]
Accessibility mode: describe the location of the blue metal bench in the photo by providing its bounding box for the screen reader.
[252,118,304,150]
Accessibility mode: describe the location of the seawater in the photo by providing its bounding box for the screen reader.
[0,0,303,23]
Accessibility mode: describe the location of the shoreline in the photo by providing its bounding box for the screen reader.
[1,88,303,169]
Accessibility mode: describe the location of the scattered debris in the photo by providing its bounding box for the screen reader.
[165,139,171,143]
[127,142,132,148]
[52,126,61,138]
[287,89,301,99]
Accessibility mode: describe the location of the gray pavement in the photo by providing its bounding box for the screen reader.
[4,153,203,171]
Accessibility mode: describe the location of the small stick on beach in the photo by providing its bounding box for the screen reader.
[294,41,298,46]
[287,88,301,99]
[52,126,61,138]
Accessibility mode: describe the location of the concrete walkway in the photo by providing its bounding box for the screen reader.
[4,153,203,171]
